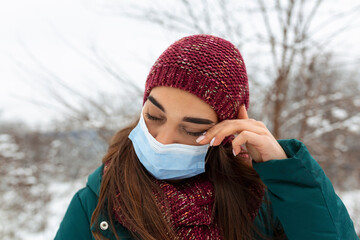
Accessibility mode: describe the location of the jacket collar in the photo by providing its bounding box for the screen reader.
[87,164,103,197]
[87,164,133,239]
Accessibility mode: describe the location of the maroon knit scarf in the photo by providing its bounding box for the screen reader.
[107,164,264,240]
[150,174,223,239]
[110,171,223,239]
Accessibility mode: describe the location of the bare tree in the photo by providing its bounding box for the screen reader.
[104,0,360,138]
[11,36,143,140]
[0,118,111,238]
[254,0,360,139]
[0,122,51,239]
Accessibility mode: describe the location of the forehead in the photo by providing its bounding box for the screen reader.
[148,86,218,121]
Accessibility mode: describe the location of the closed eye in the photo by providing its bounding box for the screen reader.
[186,130,206,137]
[145,113,162,121]
[146,113,206,137]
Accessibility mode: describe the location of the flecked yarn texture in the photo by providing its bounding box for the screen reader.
[143,34,249,122]
[106,157,264,240]
[113,173,224,239]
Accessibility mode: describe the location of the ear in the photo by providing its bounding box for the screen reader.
[237,104,249,119]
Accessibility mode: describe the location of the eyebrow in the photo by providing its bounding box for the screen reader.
[147,95,165,112]
[147,95,215,125]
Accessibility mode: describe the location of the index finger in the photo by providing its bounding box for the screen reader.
[196,119,267,146]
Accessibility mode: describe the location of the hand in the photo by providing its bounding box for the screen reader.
[196,118,287,163]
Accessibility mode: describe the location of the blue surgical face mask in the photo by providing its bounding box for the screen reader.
[128,109,210,180]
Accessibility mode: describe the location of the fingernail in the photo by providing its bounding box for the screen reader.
[232,148,237,156]
[210,137,216,146]
[196,135,206,143]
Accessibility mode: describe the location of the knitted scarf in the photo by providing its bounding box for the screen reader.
[150,174,223,239]
[110,170,223,239]
[107,164,264,240]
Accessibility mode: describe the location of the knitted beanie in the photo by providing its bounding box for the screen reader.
[143,34,249,122]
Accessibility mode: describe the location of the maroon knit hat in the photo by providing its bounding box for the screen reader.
[143,34,249,122]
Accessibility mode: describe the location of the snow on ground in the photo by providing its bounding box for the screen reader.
[0,134,25,160]
[338,190,360,235]
[47,180,86,239]
[18,180,85,240]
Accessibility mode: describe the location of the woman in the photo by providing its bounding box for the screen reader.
[54,34,358,240]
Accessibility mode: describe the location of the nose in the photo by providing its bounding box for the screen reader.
[154,129,177,145]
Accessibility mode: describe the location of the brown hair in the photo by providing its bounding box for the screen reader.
[91,117,266,240]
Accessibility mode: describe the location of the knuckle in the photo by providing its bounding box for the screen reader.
[205,128,213,135]
[223,120,232,126]
[232,138,242,146]
[205,126,217,136]
[235,120,244,128]
[240,130,250,136]
[256,121,266,127]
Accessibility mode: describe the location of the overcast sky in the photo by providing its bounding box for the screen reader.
[0,0,359,129]
[0,0,183,128]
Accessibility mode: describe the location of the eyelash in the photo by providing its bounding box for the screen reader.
[145,113,205,137]
[145,113,162,121]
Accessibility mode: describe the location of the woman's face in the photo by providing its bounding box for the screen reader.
[143,86,218,146]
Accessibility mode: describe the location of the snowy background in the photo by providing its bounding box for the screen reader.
[0,0,359,239]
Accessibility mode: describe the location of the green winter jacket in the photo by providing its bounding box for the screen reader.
[54,139,359,240]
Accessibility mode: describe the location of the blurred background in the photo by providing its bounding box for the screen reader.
[0,0,359,239]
